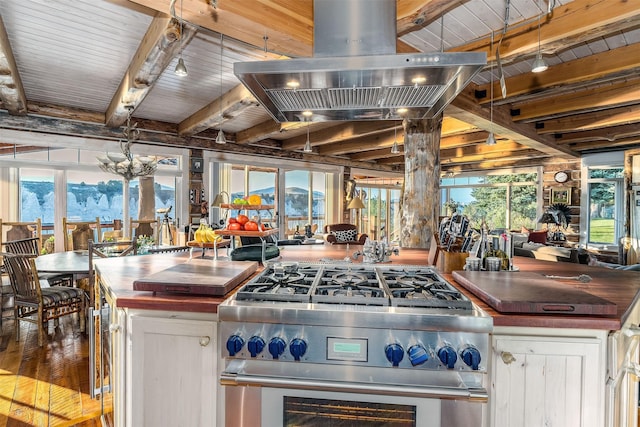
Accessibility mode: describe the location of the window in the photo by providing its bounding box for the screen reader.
[440,172,538,231]
[357,182,402,243]
[586,167,623,246]
[20,168,55,224]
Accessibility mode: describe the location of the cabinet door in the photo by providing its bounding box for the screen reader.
[128,316,217,427]
[492,335,603,427]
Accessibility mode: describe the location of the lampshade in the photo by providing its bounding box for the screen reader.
[347,196,365,210]
[485,132,497,146]
[211,191,229,207]
[216,129,227,144]
[531,53,548,73]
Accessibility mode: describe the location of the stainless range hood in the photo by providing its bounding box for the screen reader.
[234,0,486,122]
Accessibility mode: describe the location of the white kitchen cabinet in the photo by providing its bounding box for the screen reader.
[126,311,218,427]
[491,328,607,427]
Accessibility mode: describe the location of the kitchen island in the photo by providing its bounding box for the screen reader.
[94,246,640,427]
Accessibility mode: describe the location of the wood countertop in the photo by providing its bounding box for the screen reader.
[95,245,640,330]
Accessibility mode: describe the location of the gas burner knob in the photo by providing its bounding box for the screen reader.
[407,345,429,366]
[385,343,404,367]
[247,336,266,358]
[461,346,482,370]
[225,335,244,357]
[289,338,308,361]
[268,337,286,359]
[437,346,457,369]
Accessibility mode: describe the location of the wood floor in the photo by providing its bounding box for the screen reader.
[0,313,111,426]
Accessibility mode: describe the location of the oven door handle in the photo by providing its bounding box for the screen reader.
[220,372,488,402]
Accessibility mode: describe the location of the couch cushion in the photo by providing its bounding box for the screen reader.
[334,228,357,242]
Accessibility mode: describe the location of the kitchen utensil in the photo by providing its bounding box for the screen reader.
[544,274,592,283]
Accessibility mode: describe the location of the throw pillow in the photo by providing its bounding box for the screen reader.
[334,229,357,242]
[528,230,547,244]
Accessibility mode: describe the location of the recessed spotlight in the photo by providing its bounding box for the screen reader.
[287,80,300,89]
[411,76,426,86]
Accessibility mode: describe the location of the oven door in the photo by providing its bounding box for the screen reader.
[222,360,488,427]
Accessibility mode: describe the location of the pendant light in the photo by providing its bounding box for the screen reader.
[174,0,187,76]
[531,12,548,73]
[216,33,227,144]
[303,122,313,153]
[486,33,497,146]
[390,125,400,154]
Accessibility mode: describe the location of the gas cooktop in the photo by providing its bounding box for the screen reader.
[234,262,472,310]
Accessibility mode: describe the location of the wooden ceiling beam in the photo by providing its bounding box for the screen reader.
[447,87,579,158]
[554,123,640,145]
[442,154,552,173]
[511,78,640,122]
[317,130,399,156]
[475,43,640,104]
[0,15,27,115]
[282,122,397,151]
[537,104,640,134]
[453,0,640,63]
[178,84,259,136]
[396,0,472,36]
[105,14,197,127]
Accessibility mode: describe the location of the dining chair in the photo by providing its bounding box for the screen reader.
[0,219,43,251]
[2,252,85,346]
[63,217,101,251]
[129,218,159,244]
[4,237,74,287]
[87,237,137,305]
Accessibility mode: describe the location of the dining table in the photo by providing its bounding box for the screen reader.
[35,250,91,282]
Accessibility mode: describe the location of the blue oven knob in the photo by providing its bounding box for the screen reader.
[385,343,404,367]
[226,335,244,357]
[247,336,266,358]
[407,345,429,366]
[289,338,308,361]
[461,346,482,370]
[268,337,286,359]
[437,346,457,369]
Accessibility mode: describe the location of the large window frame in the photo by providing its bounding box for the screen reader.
[0,132,188,251]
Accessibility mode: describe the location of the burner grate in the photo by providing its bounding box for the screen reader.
[312,267,388,306]
[235,264,320,302]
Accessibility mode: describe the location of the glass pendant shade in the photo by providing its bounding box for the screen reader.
[485,132,497,146]
[175,57,188,76]
[390,140,400,154]
[216,129,227,144]
[531,53,548,73]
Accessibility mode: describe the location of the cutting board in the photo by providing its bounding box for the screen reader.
[452,271,617,316]
[133,260,258,296]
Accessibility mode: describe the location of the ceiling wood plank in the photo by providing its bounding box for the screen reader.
[453,0,640,63]
[476,43,640,104]
[105,14,197,127]
[282,122,398,151]
[447,87,579,158]
[178,84,259,136]
[554,123,640,145]
[511,78,640,122]
[0,15,27,115]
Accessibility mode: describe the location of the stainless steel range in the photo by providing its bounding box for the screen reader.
[219,262,492,427]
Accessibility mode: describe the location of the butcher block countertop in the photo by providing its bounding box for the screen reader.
[95,245,640,330]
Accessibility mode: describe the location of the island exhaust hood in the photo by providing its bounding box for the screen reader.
[234,0,486,122]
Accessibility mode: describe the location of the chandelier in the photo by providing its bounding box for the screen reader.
[97,106,157,181]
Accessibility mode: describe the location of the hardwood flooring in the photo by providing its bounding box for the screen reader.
[0,314,111,426]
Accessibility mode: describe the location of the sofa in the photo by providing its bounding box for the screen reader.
[324,223,368,245]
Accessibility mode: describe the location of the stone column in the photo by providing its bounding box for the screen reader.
[400,114,443,248]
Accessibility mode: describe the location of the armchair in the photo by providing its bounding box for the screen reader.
[324,224,368,245]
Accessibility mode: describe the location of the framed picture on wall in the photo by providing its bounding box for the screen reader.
[190,157,204,173]
[550,187,571,205]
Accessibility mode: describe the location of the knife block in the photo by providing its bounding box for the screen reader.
[438,251,469,273]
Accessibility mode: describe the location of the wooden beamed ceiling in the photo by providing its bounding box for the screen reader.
[0,0,639,174]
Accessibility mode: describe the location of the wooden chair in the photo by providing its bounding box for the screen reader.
[87,238,137,305]
[129,218,159,244]
[62,217,101,251]
[0,219,43,250]
[2,252,85,346]
[4,237,74,287]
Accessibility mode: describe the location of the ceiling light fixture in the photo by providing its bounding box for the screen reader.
[303,123,312,153]
[486,32,497,146]
[97,106,157,181]
[531,11,548,73]
[216,33,226,144]
[391,125,400,154]
[174,0,187,76]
